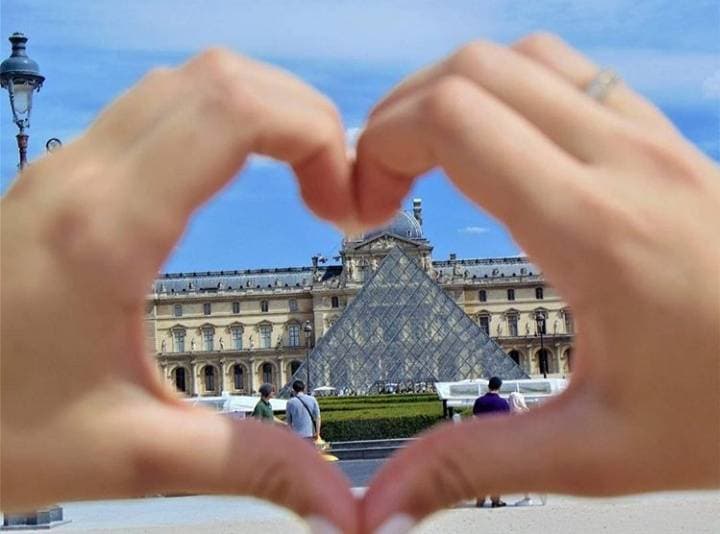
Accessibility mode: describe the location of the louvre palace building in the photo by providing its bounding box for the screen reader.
[146,199,574,397]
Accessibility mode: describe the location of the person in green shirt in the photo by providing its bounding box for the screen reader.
[252,383,275,421]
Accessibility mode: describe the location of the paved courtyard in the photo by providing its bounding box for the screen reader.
[13,460,717,534]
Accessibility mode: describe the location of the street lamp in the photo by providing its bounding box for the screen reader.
[1,32,45,170]
[303,320,313,391]
[535,311,547,378]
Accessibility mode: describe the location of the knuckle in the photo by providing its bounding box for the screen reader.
[619,127,702,184]
[195,46,237,76]
[448,39,497,74]
[421,76,476,130]
[514,32,564,56]
[192,49,261,122]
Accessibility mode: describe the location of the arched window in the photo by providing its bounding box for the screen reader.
[233,364,245,391]
[535,287,544,300]
[478,289,487,302]
[262,362,274,385]
[174,367,187,392]
[290,360,302,376]
[508,350,520,366]
[203,366,216,392]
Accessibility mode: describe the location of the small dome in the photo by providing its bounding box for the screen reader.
[360,211,423,241]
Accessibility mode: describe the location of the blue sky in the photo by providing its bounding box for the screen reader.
[2,0,718,273]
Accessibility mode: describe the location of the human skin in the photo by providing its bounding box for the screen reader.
[354,34,720,533]
[0,50,359,534]
[1,33,719,534]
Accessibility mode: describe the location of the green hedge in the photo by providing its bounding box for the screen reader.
[321,414,442,442]
[319,396,444,442]
[319,393,437,406]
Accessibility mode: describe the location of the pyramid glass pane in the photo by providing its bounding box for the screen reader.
[280,246,527,396]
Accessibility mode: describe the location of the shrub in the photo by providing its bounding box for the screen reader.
[321,413,442,442]
[319,397,444,441]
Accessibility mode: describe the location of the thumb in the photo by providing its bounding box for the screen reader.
[134,405,357,533]
[361,387,623,533]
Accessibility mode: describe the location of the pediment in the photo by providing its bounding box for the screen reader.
[349,233,423,253]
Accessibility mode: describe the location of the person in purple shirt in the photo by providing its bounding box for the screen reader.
[473,376,510,508]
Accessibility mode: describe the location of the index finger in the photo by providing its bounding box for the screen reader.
[61,49,357,295]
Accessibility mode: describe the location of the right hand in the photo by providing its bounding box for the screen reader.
[353,33,720,532]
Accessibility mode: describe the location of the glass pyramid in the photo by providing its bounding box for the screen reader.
[281,246,528,396]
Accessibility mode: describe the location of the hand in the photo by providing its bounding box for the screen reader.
[353,33,720,532]
[0,49,359,533]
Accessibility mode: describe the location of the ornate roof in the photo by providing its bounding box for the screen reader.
[353,210,424,243]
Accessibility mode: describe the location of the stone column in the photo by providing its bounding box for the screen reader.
[248,359,257,393]
[278,357,287,388]
[191,361,199,396]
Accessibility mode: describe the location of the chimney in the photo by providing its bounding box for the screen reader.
[449,253,457,262]
[412,198,423,226]
[311,255,319,270]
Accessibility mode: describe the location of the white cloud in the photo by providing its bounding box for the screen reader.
[459,226,490,235]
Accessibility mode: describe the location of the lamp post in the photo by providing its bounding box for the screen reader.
[535,311,547,378]
[1,32,45,171]
[0,34,65,531]
[303,320,313,391]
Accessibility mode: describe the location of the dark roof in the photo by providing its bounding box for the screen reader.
[432,256,540,279]
[154,266,342,294]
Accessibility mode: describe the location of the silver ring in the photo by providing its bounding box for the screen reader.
[585,69,621,103]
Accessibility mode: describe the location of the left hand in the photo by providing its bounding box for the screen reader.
[1,48,359,533]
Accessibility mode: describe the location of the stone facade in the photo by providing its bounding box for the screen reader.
[147,199,574,396]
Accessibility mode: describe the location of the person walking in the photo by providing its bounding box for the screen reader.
[252,383,275,422]
[286,380,321,442]
[473,377,510,508]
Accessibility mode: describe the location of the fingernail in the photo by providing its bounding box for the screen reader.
[305,515,342,534]
[375,514,416,534]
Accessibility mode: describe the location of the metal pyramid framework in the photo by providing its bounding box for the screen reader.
[283,246,528,396]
